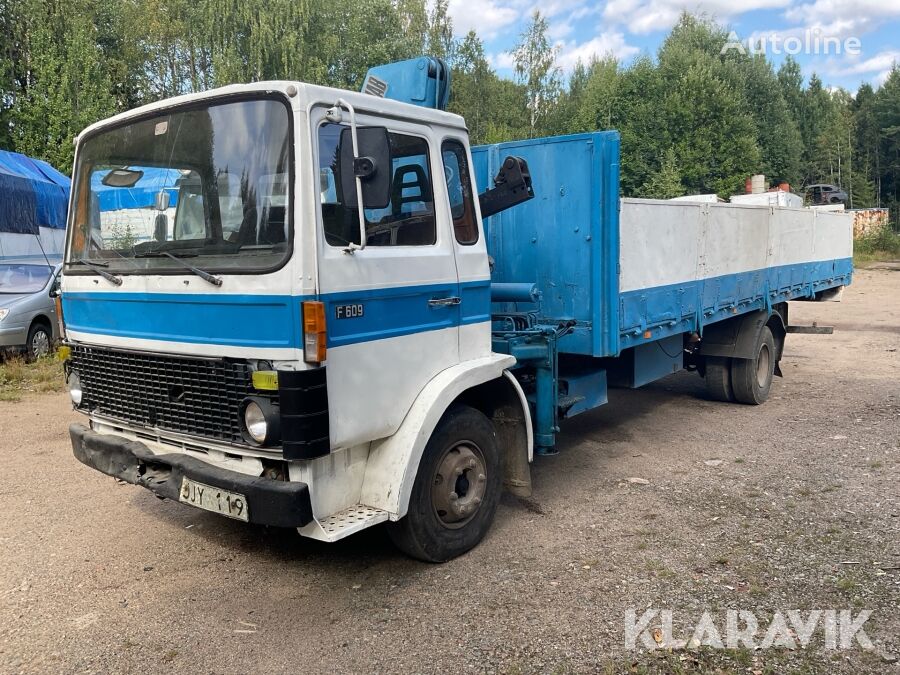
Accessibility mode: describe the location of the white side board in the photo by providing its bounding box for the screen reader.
[619,199,853,293]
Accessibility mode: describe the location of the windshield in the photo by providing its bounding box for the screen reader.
[66,96,292,274]
[0,264,52,294]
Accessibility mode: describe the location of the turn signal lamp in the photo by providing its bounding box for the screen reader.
[302,301,327,364]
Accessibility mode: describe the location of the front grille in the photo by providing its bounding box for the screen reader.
[70,345,276,446]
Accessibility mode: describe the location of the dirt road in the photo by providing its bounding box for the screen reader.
[1,268,898,674]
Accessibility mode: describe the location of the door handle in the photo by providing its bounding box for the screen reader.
[428,296,461,308]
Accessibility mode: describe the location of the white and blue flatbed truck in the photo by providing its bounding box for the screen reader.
[62,58,853,561]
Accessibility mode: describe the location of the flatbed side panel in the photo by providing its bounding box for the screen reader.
[472,132,621,357]
[618,199,853,349]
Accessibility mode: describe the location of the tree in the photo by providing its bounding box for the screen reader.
[426,0,454,61]
[396,0,428,54]
[568,56,620,135]
[874,66,900,218]
[450,31,494,143]
[640,148,684,198]
[511,11,561,137]
[12,0,118,171]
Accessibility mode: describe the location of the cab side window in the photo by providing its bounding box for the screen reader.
[318,123,436,247]
[441,140,478,245]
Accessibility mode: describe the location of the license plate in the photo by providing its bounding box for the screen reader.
[179,477,249,522]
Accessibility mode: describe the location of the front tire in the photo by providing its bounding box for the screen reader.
[731,326,775,405]
[26,322,52,360]
[387,406,502,562]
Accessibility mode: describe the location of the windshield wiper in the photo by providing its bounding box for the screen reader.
[160,251,223,287]
[71,258,123,286]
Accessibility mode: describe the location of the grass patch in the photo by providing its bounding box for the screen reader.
[854,227,900,265]
[0,353,65,402]
[835,577,858,593]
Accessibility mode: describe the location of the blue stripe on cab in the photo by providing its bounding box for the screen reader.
[61,279,493,349]
[62,292,298,348]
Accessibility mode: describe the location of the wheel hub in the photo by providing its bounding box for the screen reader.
[431,442,487,528]
[32,330,50,357]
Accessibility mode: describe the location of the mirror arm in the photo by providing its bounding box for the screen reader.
[333,98,367,253]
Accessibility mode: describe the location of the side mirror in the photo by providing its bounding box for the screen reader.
[154,213,168,242]
[339,126,391,210]
[49,274,62,298]
[154,189,171,212]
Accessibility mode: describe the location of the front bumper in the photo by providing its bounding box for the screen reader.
[0,325,27,348]
[70,423,313,527]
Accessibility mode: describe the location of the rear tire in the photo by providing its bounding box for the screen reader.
[387,406,502,562]
[731,326,775,405]
[705,357,735,402]
[26,322,52,361]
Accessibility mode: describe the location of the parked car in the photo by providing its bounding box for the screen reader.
[805,183,848,205]
[0,258,62,359]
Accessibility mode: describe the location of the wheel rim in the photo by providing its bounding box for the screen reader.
[431,441,487,529]
[756,342,771,388]
[31,329,50,357]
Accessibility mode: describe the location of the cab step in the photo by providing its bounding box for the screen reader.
[298,505,390,542]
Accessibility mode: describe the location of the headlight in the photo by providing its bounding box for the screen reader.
[67,371,83,405]
[0,308,8,322]
[241,397,280,445]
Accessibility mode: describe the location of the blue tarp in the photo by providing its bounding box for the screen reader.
[0,151,70,234]
[91,167,181,212]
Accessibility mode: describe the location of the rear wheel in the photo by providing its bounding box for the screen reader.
[731,326,775,405]
[387,406,501,562]
[705,356,734,402]
[26,322,52,360]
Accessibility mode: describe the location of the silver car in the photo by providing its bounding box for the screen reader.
[0,259,62,359]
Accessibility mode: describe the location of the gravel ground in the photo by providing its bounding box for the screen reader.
[1,267,898,674]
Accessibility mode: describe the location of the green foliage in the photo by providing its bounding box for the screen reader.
[854,226,900,264]
[511,11,562,137]
[11,0,118,171]
[640,148,684,199]
[107,222,137,251]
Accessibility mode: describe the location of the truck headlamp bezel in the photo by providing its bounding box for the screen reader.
[67,371,83,406]
[240,397,280,446]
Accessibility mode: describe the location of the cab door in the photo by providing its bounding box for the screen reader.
[312,109,461,449]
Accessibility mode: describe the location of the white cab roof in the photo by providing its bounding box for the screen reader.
[77,81,468,140]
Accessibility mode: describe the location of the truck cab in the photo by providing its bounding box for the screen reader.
[64,80,532,561]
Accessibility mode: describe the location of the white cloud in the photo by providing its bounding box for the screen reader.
[784,0,900,37]
[555,31,641,70]
[548,18,575,40]
[446,0,520,39]
[488,50,517,71]
[603,0,791,35]
[817,49,900,86]
[828,49,900,76]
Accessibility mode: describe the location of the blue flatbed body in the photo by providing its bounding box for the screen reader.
[472,132,853,452]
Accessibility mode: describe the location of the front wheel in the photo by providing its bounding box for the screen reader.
[26,322,52,360]
[387,406,502,562]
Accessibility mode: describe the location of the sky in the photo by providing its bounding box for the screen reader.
[443,0,900,92]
